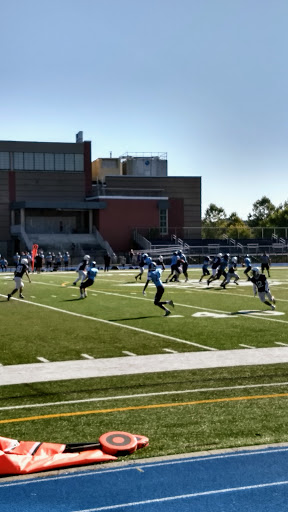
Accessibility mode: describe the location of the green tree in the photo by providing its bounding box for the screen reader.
[202,203,227,239]
[247,196,276,226]
[203,203,226,224]
[267,202,288,230]
[225,212,252,239]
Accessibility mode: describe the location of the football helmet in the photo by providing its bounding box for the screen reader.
[149,261,157,270]
[217,253,223,257]
[91,261,97,267]
[232,257,238,263]
[84,255,90,261]
[21,258,28,265]
[252,267,260,277]
[142,253,148,259]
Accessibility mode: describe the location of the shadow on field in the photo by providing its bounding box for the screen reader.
[61,298,83,302]
[231,310,263,315]
[109,316,158,321]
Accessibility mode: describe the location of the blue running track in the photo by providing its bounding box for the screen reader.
[1,445,288,511]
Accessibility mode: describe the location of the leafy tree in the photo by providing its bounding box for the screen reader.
[202,203,227,239]
[247,196,276,226]
[267,202,288,228]
[203,203,226,224]
[225,212,252,239]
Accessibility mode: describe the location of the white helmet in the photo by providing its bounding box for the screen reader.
[84,255,90,261]
[252,267,260,277]
[232,257,237,263]
[217,253,223,257]
[21,258,28,265]
[142,253,148,259]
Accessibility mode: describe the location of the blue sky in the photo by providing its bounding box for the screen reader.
[1,0,288,220]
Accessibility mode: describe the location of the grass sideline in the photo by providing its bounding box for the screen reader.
[0,266,288,459]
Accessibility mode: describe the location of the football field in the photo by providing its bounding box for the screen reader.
[1,265,288,459]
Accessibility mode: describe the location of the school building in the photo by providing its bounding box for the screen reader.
[0,135,201,258]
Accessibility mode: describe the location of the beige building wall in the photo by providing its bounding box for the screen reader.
[92,158,121,181]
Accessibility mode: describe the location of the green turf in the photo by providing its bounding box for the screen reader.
[0,266,288,459]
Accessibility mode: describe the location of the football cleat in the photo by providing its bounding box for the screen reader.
[164,310,171,316]
[7,294,11,301]
[168,300,174,308]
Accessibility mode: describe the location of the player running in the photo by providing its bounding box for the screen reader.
[248,267,276,310]
[149,264,174,316]
[73,255,90,286]
[199,255,211,282]
[7,258,31,300]
[79,261,98,298]
[221,256,240,288]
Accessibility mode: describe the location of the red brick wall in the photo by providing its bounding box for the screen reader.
[98,198,159,252]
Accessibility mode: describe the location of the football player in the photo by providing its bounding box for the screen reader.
[243,254,252,280]
[149,266,174,316]
[7,258,31,300]
[73,255,90,286]
[79,261,98,298]
[221,256,240,288]
[248,267,276,310]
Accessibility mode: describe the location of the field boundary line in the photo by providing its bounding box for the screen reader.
[1,392,288,425]
[1,381,288,412]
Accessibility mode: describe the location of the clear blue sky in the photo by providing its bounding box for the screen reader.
[1,0,288,220]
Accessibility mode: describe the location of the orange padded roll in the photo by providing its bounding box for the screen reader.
[99,431,138,455]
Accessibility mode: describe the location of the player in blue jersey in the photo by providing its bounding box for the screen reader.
[165,252,180,283]
[199,255,211,282]
[79,261,98,298]
[149,266,174,316]
[243,254,252,280]
[177,250,189,282]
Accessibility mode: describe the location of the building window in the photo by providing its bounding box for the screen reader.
[34,153,44,170]
[14,152,24,170]
[159,209,168,235]
[75,154,84,171]
[65,153,75,171]
[44,153,55,171]
[24,153,34,170]
[0,152,9,170]
[55,153,65,171]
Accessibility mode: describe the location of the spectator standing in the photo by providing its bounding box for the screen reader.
[104,252,111,272]
[63,251,70,270]
[0,256,8,272]
[261,251,271,277]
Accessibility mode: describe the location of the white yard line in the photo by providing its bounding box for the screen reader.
[0,294,216,352]
[2,381,288,412]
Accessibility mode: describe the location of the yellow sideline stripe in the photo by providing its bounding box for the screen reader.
[1,392,288,424]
